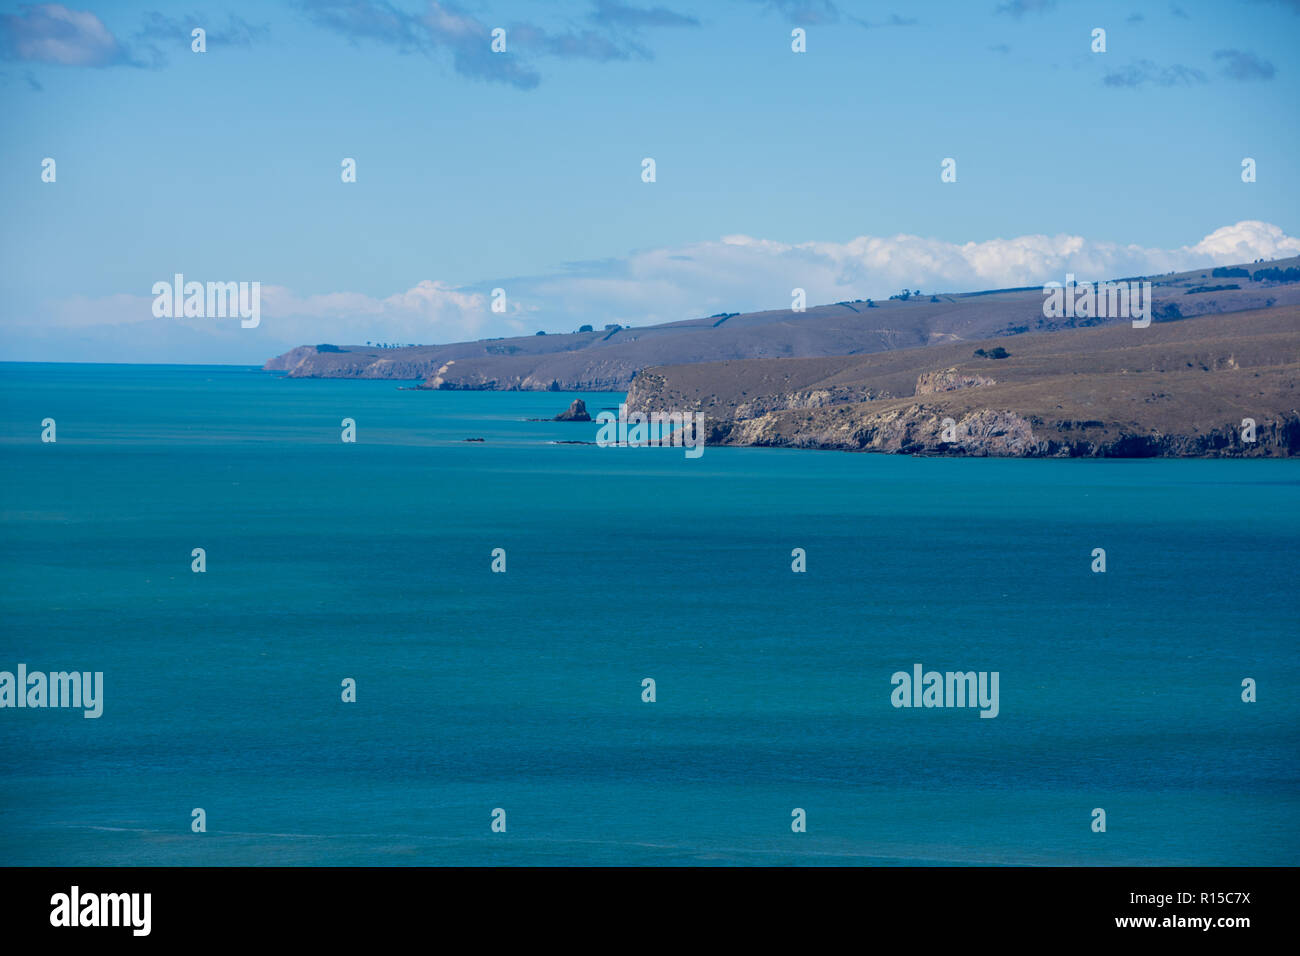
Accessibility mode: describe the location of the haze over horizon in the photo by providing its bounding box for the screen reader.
[2,0,1298,364]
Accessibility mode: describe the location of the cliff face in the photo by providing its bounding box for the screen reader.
[627,304,1300,458]
[709,405,1037,455]
[707,404,1300,457]
[914,368,997,394]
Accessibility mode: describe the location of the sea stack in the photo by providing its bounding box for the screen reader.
[554,399,591,422]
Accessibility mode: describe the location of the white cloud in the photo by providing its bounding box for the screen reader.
[1189,221,1300,262]
[260,279,488,341]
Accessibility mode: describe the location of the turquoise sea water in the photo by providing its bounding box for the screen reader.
[0,362,1296,866]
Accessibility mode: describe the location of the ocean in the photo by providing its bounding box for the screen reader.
[1,362,1296,865]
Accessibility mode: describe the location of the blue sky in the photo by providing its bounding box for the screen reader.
[1,0,1298,363]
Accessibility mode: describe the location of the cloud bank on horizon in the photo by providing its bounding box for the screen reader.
[6,220,1297,365]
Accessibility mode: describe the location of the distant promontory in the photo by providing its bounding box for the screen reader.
[264,257,1300,457]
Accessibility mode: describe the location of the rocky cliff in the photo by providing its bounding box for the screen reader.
[626,303,1300,458]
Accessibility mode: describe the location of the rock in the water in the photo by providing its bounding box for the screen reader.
[554,399,591,422]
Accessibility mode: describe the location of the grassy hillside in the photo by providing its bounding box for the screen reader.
[265,256,1300,391]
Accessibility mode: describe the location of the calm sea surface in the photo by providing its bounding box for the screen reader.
[1,363,1296,865]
